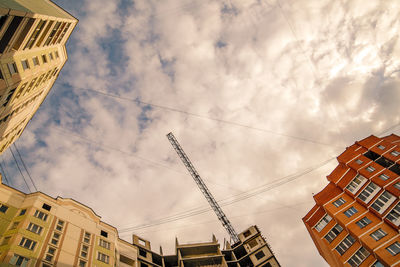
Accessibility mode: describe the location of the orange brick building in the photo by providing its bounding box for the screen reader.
[303,134,400,267]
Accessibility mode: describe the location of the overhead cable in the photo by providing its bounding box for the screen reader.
[118,156,335,232]
[75,87,341,149]
[9,147,31,193]
[14,144,37,191]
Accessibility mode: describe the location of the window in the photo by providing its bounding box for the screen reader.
[83,232,90,243]
[19,237,37,250]
[333,197,346,207]
[347,247,370,267]
[324,224,343,243]
[391,150,400,157]
[386,241,400,256]
[394,182,400,190]
[370,228,387,241]
[0,16,23,53]
[355,159,363,164]
[378,145,385,150]
[386,202,400,226]
[255,251,265,260]
[335,235,356,255]
[366,166,376,173]
[19,209,26,216]
[79,260,87,267]
[21,59,29,70]
[356,217,372,229]
[139,248,147,257]
[372,261,384,267]
[248,239,258,248]
[379,174,390,181]
[243,230,251,238]
[81,245,88,258]
[358,182,380,203]
[33,56,39,66]
[56,220,64,231]
[0,69,3,79]
[49,52,53,60]
[100,230,108,238]
[42,263,52,267]
[51,232,60,246]
[346,174,367,193]
[315,214,332,232]
[34,210,48,221]
[344,207,358,218]
[1,236,10,245]
[27,222,43,235]
[42,54,47,63]
[371,191,395,214]
[42,203,51,211]
[24,20,46,49]
[97,252,109,264]
[0,203,8,213]
[44,247,55,262]
[9,254,29,266]
[7,62,18,75]
[55,51,59,58]
[99,239,110,249]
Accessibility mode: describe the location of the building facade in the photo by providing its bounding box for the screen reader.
[0,175,279,267]
[0,0,77,154]
[303,134,400,266]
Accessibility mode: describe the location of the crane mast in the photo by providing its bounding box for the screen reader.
[167,132,239,243]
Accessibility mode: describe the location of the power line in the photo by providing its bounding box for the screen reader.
[75,87,341,149]
[9,146,31,193]
[0,161,10,185]
[13,143,37,191]
[118,156,335,232]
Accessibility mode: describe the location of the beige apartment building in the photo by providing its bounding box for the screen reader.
[0,0,78,154]
[0,174,279,267]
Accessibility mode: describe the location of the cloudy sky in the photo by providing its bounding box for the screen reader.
[2,0,400,266]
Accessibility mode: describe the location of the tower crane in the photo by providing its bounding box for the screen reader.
[166,132,239,243]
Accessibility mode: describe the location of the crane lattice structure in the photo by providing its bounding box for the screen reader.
[167,132,239,243]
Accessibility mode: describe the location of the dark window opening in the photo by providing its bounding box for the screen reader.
[390,164,400,176]
[0,204,8,213]
[0,16,23,53]
[261,262,272,267]
[140,262,148,267]
[376,157,394,168]
[19,209,26,216]
[100,230,108,238]
[152,253,162,266]
[139,248,147,258]
[239,256,254,267]
[0,16,8,31]
[364,151,380,161]
[13,18,35,50]
[42,203,51,211]
[255,251,265,260]
[0,69,3,79]
[243,230,251,238]
[234,245,247,259]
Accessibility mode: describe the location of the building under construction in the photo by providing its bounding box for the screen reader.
[0,175,279,266]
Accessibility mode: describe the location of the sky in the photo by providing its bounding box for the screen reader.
[2,0,400,266]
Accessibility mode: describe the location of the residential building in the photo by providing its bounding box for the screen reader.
[0,0,78,154]
[303,134,400,266]
[0,174,279,266]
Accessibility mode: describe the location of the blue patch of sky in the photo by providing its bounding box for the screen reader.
[158,53,176,82]
[216,40,227,48]
[99,28,128,77]
[137,104,153,132]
